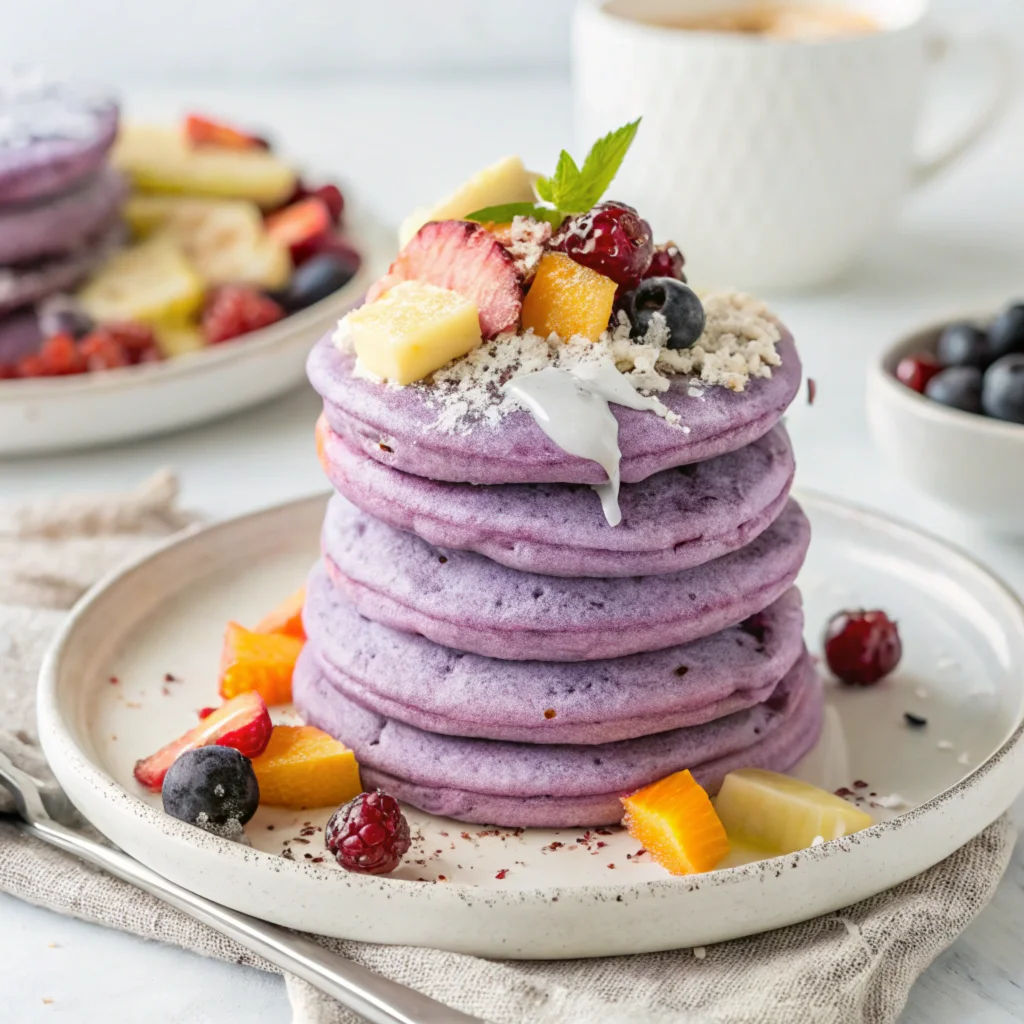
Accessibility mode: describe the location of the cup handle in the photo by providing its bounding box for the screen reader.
[912,34,1015,189]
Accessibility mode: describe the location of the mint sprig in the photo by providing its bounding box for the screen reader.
[466,118,641,226]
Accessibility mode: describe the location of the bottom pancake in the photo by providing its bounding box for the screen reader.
[294,647,823,828]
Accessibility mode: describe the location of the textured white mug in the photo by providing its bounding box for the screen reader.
[573,0,1012,290]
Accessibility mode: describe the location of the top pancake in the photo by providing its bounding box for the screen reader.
[309,329,802,486]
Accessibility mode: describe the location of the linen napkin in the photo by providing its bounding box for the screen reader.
[0,475,1015,1024]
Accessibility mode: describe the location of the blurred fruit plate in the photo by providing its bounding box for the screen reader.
[38,491,1024,958]
[0,203,391,456]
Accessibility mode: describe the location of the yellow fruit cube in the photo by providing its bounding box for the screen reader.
[114,124,296,209]
[521,253,617,342]
[78,238,204,326]
[399,155,537,246]
[251,726,362,809]
[346,280,482,385]
[153,323,206,359]
[714,769,874,855]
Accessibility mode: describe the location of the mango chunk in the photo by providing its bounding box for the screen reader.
[251,725,362,808]
[399,155,536,246]
[521,252,617,342]
[346,280,482,385]
[219,621,304,706]
[714,769,874,855]
[255,586,307,640]
[621,769,730,876]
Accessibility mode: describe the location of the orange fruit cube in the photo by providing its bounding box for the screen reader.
[621,769,730,876]
[251,725,362,808]
[521,252,617,342]
[255,586,306,640]
[219,621,304,705]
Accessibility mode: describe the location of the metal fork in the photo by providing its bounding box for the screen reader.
[0,750,481,1024]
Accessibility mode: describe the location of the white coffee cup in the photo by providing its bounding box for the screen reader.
[573,0,1012,290]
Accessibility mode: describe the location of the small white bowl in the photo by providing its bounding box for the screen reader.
[867,315,1024,534]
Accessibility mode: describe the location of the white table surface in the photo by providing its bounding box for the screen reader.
[3,72,1024,1022]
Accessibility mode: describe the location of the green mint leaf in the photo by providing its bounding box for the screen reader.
[464,202,563,228]
[549,118,642,214]
[534,176,554,203]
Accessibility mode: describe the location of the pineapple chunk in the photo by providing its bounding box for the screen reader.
[521,252,617,342]
[153,323,206,359]
[399,155,536,246]
[714,769,874,855]
[78,238,205,326]
[346,280,482,385]
[114,124,296,209]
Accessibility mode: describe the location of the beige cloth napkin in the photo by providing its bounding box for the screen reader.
[0,475,1015,1024]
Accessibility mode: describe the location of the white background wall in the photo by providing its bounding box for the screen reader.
[0,0,1020,82]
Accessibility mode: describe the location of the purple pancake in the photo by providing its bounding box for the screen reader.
[320,421,795,577]
[0,309,43,365]
[295,647,823,827]
[0,167,126,264]
[0,221,123,317]
[321,495,810,661]
[309,330,802,486]
[302,558,806,743]
[0,72,119,204]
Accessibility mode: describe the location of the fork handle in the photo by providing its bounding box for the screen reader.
[19,818,481,1024]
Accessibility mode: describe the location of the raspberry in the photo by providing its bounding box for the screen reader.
[824,609,902,686]
[643,243,686,283]
[79,331,131,371]
[15,354,49,378]
[202,286,285,345]
[38,333,87,376]
[102,321,157,357]
[553,201,654,289]
[0,364,16,380]
[325,790,411,875]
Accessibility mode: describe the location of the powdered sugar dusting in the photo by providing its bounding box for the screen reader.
[0,69,111,149]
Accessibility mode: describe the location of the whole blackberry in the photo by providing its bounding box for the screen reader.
[325,790,411,875]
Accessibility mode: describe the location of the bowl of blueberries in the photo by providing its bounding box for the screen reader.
[867,300,1024,533]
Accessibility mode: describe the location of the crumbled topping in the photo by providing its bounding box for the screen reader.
[339,289,781,435]
[506,216,552,281]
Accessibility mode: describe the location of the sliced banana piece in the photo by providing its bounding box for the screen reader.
[77,238,205,326]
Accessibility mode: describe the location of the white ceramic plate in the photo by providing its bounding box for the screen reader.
[38,492,1024,959]
[0,205,391,456]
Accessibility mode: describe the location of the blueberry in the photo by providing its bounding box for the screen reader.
[37,301,94,340]
[626,277,705,350]
[924,366,983,414]
[987,304,1024,362]
[283,254,358,312]
[982,354,1024,424]
[162,746,259,832]
[936,322,989,370]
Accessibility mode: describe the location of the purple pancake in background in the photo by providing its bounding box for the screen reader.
[0,309,43,365]
[0,72,119,204]
[0,167,126,264]
[309,330,802,486]
[321,421,796,578]
[321,495,810,661]
[0,221,122,317]
[294,647,823,827]
[303,559,806,743]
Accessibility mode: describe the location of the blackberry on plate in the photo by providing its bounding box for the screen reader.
[325,789,411,875]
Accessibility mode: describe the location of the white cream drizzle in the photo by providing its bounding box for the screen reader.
[502,363,672,527]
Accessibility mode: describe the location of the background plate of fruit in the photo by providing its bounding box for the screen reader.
[0,113,390,456]
[36,490,1024,958]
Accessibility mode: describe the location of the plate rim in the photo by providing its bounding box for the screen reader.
[36,487,1024,907]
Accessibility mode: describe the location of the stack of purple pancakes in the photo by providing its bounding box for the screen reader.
[0,72,124,362]
[300,326,821,827]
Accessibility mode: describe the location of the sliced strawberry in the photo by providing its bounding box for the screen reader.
[366,220,522,338]
[101,321,157,356]
[312,184,344,225]
[185,114,269,151]
[197,706,218,720]
[202,286,285,344]
[38,333,87,376]
[265,197,331,262]
[79,331,131,371]
[133,691,272,791]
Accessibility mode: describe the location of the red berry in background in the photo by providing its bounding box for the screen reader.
[312,183,345,225]
[102,321,157,358]
[265,196,332,264]
[896,352,941,394]
[553,201,654,289]
[824,609,902,686]
[0,364,16,380]
[643,242,687,283]
[38,333,87,376]
[78,331,131,371]
[185,113,269,151]
[325,790,411,875]
[15,353,49,378]
[202,286,285,345]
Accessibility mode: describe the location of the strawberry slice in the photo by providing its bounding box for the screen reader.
[366,221,522,338]
[185,114,268,151]
[133,691,272,792]
[265,197,331,262]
